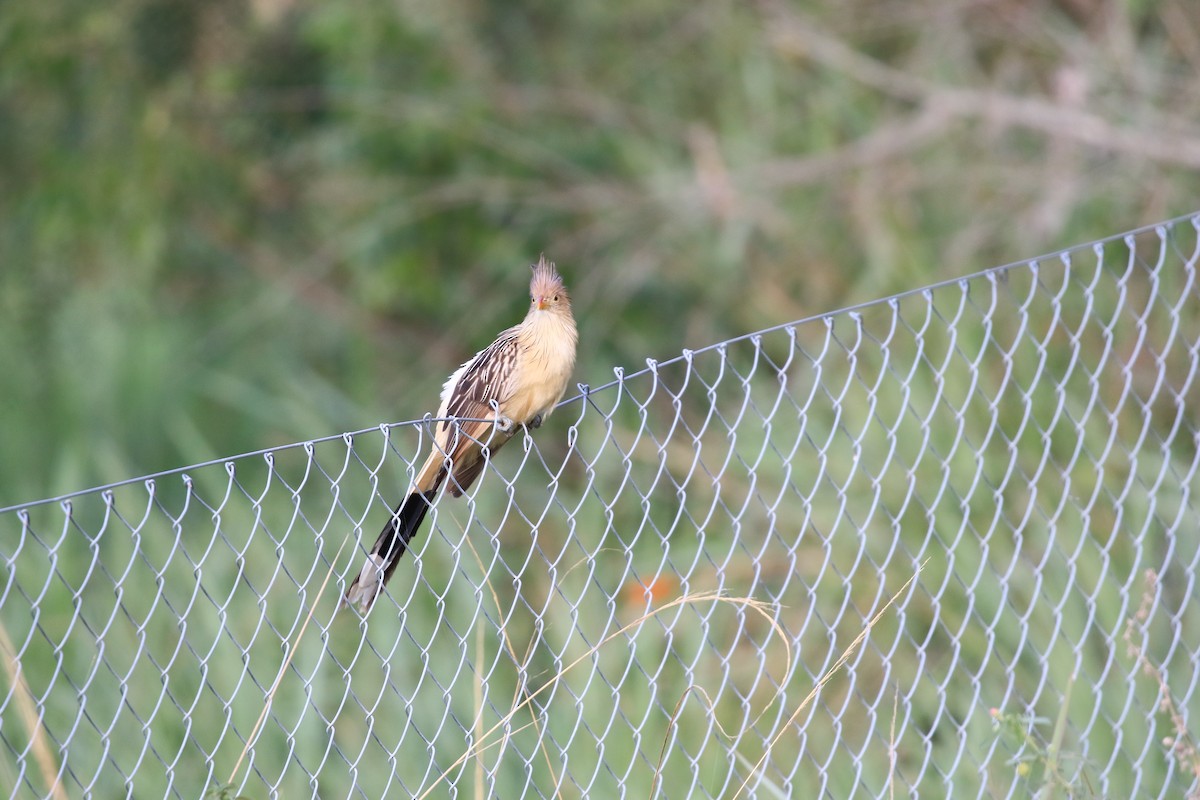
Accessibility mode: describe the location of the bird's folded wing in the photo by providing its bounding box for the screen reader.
[427,331,523,491]
[442,329,521,422]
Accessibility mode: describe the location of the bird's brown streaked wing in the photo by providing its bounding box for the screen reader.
[430,331,523,494]
[442,329,522,423]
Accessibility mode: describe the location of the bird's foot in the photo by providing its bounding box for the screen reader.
[528,414,544,429]
[496,415,516,433]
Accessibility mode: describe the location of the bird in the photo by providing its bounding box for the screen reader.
[345,255,578,613]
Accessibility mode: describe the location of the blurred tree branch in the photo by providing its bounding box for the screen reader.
[762,1,1200,171]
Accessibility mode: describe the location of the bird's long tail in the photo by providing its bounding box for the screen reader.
[344,488,437,612]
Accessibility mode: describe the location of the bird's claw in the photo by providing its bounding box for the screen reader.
[528,414,543,429]
[496,415,516,433]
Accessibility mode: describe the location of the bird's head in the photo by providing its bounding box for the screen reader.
[529,254,570,312]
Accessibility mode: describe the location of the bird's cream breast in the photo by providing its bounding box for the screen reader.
[506,312,577,423]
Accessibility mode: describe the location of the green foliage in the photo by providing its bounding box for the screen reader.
[3,0,1198,507]
[205,784,254,800]
[989,670,1090,796]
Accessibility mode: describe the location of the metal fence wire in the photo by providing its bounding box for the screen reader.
[4,215,1200,799]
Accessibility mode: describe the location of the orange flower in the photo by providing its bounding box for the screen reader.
[623,575,678,607]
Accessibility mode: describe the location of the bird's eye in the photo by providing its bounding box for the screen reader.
[553,294,559,302]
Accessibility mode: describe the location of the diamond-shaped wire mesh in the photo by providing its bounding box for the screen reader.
[4,215,1200,798]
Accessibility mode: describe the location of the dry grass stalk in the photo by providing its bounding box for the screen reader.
[732,560,925,799]
[0,618,68,800]
[419,590,790,800]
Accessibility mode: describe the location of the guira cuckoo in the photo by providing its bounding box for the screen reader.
[345,256,578,612]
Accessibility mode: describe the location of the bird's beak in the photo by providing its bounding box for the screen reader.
[536,297,548,310]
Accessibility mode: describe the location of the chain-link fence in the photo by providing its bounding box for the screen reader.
[4,214,1200,798]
